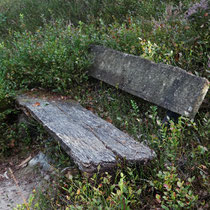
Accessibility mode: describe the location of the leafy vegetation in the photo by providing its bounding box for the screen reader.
[0,0,209,209]
[0,18,92,92]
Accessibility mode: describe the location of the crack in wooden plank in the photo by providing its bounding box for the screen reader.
[17,95,155,173]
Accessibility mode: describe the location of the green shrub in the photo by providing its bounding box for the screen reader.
[139,0,209,77]
[0,71,15,155]
[0,74,14,112]
[153,166,198,209]
[0,19,92,93]
[0,0,159,37]
[1,0,208,78]
[0,118,42,157]
[94,19,144,55]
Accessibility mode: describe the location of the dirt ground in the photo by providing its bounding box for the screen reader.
[0,151,53,210]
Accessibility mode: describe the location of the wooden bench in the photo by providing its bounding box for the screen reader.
[17,96,155,174]
[17,45,209,173]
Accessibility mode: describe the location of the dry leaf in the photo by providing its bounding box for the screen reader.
[61,96,67,100]
[106,117,112,123]
[33,102,40,107]
[87,106,94,112]
[9,139,15,148]
[200,165,207,170]
[174,53,179,62]
[76,189,80,195]
[88,96,93,101]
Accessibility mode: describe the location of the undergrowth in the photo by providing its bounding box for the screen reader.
[0,18,92,93]
[0,0,209,209]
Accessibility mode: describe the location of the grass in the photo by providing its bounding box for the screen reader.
[0,0,209,209]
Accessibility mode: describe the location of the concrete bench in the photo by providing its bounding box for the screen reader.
[17,96,155,174]
[89,45,209,118]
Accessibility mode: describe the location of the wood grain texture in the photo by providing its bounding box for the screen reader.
[17,95,155,173]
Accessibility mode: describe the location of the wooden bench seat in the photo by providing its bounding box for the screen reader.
[17,95,155,173]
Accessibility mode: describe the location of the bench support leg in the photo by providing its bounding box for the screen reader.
[162,110,180,125]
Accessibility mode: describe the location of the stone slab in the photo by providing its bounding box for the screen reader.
[89,45,209,118]
[17,95,155,173]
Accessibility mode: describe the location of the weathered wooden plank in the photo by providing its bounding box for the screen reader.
[89,45,209,118]
[17,95,155,173]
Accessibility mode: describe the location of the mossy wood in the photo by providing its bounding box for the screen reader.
[17,96,155,173]
[90,45,209,118]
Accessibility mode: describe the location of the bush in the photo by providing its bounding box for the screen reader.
[0,74,14,112]
[0,19,92,93]
[153,166,198,209]
[0,77,16,156]
[0,0,153,37]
